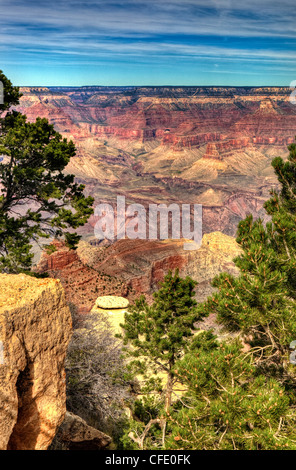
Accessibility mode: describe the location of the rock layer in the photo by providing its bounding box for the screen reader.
[15,86,296,237]
[34,240,134,315]
[36,232,241,315]
[0,274,72,450]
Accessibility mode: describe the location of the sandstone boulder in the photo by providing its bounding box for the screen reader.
[0,274,72,450]
[95,295,129,310]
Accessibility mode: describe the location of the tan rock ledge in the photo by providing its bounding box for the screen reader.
[0,273,72,450]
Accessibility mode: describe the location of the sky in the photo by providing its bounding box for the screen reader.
[0,0,296,86]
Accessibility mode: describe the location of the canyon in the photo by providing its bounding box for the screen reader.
[16,86,296,239]
[3,86,294,449]
[16,86,296,314]
[35,232,241,315]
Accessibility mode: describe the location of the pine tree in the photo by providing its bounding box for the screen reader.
[165,332,296,450]
[197,139,296,375]
[0,71,94,272]
[163,140,296,450]
[120,269,201,448]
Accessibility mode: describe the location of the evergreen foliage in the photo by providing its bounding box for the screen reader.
[121,140,296,450]
[121,269,199,371]
[0,71,94,272]
[197,139,296,375]
[120,269,201,447]
[166,332,296,450]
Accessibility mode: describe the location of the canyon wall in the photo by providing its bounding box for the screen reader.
[15,86,296,238]
[35,232,241,313]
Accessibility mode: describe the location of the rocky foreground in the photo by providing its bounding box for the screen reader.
[0,274,72,450]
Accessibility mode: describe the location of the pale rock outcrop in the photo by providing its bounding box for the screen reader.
[90,294,130,334]
[95,295,129,309]
[91,306,129,335]
[0,274,72,450]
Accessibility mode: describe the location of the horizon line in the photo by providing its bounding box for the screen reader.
[19,84,291,89]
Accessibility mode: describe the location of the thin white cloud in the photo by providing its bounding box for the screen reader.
[0,0,296,38]
[1,31,296,64]
[1,0,296,81]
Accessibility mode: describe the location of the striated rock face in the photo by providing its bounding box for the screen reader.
[203,143,222,160]
[34,240,134,315]
[36,232,241,315]
[52,411,111,450]
[15,86,296,238]
[36,240,79,272]
[0,274,72,450]
[82,232,241,300]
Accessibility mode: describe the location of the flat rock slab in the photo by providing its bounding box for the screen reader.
[95,295,129,309]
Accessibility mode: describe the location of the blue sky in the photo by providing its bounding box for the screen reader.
[1,0,296,86]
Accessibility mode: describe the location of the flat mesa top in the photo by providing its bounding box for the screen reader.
[0,274,60,312]
[95,295,129,310]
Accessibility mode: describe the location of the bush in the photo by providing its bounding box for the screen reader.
[65,311,133,440]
